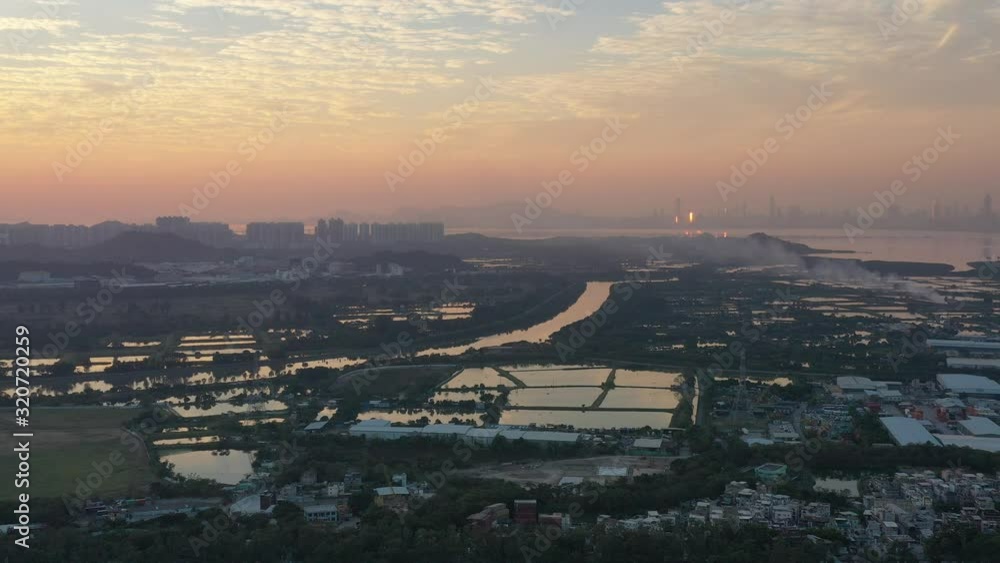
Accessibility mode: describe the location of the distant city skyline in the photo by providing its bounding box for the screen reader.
[2,191,997,228]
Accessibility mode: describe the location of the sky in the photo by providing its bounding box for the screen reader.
[1,0,999,225]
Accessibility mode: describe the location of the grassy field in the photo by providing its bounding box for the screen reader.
[0,407,155,501]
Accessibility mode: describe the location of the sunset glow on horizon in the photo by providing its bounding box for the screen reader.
[2,0,999,225]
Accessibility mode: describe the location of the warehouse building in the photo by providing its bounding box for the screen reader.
[936,435,1000,453]
[937,374,1000,397]
[464,428,502,446]
[927,339,1000,354]
[958,416,1000,437]
[419,424,475,440]
[947,358,1000,371]
[837,376,879,392]
[349,420,580,445]
[880,417,941,446]
[520,430,581,445]
[348,419,423,440]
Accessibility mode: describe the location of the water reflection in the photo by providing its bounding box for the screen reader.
[172,400,288,418]
[599,388,680,410]
[442,367,514,389]
[500,409,674,430]
[417,282,614,356]
[161,450,255,484]
[153,436,220,446]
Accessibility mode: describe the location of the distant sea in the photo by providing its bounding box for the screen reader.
[449,227,997,271]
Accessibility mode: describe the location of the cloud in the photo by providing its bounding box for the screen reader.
[0,17,78,33]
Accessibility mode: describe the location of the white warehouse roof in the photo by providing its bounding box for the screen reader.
[355,419,392,428]
[947,358,1000,371]
[936,435,1000,453]
[937,374,1000,396]
[498,429,527,441]
[837,376,878,391]
[465,428,502,440]
[632,438,664,449]
[958,417,1000,437]
[928,339,1000,350]
[374,487,409,496]
[521,430,580,444]
[348,420,581,444]
[880,417,941,446]
[420,424,474,437]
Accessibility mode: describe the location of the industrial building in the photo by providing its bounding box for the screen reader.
[631,438,664,451]
[947,358,1000,371]
[835,377,903,401]
[879,417,941,446]
[303,420,328,432]
[936,435,1000,452]
[836,376,879,391]
[927,339,1000,353]
[348,419,423,440]
[463,428,502,446]
[958,416,1000,437]
[937,374,1000,396]
[348,419,581,445]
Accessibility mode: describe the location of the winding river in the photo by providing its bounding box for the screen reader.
[417,282,614,357]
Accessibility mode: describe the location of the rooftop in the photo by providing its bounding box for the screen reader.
[355,419,392,428]
[937,374,1000,395]
[374,487,409,496]
[836,376,878,390]
[521,430,581,443]
[958,416,1000,437]
[936,435,1000,453]
[928,339,1000,350]
[880,417,942,446]
[420,424,474,436]
[632,438,664,449]
[756,463,787,473]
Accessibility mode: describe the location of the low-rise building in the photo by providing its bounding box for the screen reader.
[303,503,339,523]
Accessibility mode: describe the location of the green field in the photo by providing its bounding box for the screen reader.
[0,407,155,501]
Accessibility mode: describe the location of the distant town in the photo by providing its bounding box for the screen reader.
[0,216,445,250]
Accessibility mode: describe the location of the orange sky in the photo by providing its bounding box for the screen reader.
[2,0,998,224]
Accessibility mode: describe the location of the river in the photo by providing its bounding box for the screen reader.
[417,281,615,356]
